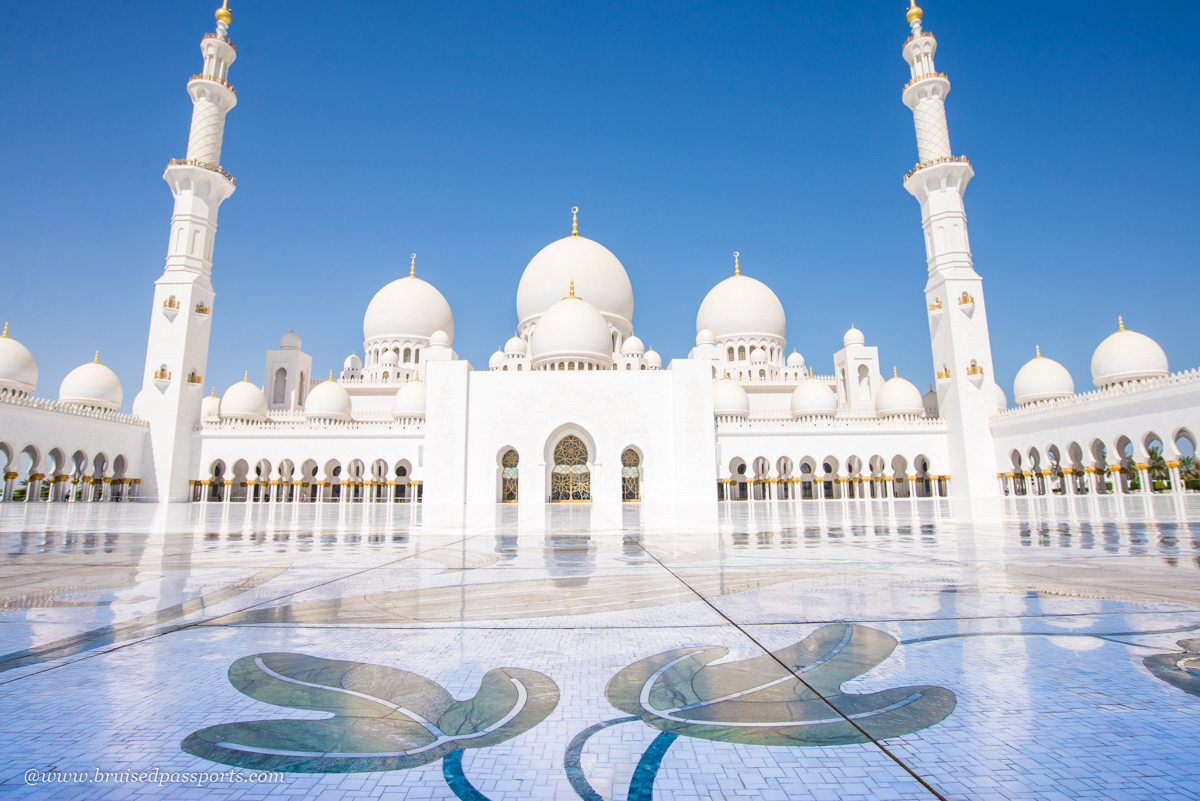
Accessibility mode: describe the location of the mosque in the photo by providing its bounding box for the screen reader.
[1,2,1197,507]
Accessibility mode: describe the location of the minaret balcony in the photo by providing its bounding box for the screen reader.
[186,371,204,388]
[903,155,971,183]
[188,74,237,96]
[162,297,180,322]
[202,33,237,52]
[153,369,172,392]
[195,302,212,320]
[956,292,975,317]
[165,158,236,187]
[903,71,948,93]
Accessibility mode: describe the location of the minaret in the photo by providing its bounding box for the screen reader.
[901,2,998,498]
[139,1,238,502]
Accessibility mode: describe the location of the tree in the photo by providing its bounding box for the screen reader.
[1148,445,1169,490]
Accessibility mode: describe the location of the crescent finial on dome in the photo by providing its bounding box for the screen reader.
[94,350,100,364]
[571,207,579,236]
[410,253,416,277]
[1,322,7,338]
[733,252,740,276]
[1118,315,1125,332]
[211,387,216,397]
[243,370,248,382]
[1036,344,1041,358]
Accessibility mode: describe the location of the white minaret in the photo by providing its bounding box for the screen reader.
[901,2,998,498]
[139,1,238,502]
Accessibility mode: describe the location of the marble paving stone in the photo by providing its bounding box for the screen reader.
[1,496,1199,799]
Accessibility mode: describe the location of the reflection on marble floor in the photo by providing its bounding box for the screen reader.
[1,496,1200,799]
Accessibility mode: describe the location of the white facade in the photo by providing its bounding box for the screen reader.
[1,3,1196,509]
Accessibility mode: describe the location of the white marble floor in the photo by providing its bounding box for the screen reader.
[1,495,1199,799]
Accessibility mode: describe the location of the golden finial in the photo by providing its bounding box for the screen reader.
[722,370,730,380]
[410,253,416,277]
[734,252,740,276]
[215,0,232,26]
[328,370,333,380]
[243,370,248,381]
[415,369,420,381]
[211,387,216,397]
[906,0,923,24]
[564,280,578,299]
[1035,345,1042,358]
[571,207,579,236]
[94,350,100,364]
[1118,315,1125,332]
[1,322,7,338]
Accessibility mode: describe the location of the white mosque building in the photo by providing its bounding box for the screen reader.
[1,1,1198,506]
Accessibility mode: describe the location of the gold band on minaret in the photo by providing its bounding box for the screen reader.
[571,207,579,237]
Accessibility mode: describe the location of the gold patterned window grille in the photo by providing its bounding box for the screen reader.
[621,448,641,502]
[551,435,591,502]
[501,449,519,503]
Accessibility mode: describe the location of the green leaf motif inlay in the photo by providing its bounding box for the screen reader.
[605,624,956,746]
[181,653,560,773]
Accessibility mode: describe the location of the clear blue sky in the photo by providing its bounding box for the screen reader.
[3,1,1198,407]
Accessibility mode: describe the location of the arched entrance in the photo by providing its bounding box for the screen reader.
[501,449,519,503]
[621,448,641,502]
[551,435,591,502]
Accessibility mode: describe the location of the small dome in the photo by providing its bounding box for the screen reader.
[380,349,399,367]
[304,379,352,421]
[1013,348,1075,405]
[0,325,37,394]
[843,325,865,347]
[201,389,221,420]
[131,389,149,420]
[713,376,749,418]
[59,355,122,411]
[922,385,939,418]
[644,348,662,369]
[1091,318,1168,388]
[364,275,454,343]
[790,377,837,417]
[786,350,805,368]
[994,383,1007,412]
[875,372,924,418]
[392,378,427,420]
[504,335,527,356]
[429,328,451,348]
[530,294,614,366]
[749,347,767,364]
[695,327,716,347]
[219,377,268,421]
[280,329,302,350]
[344,352,362,370]
[696,274,786,341]
[622,335,645,356]
[489,349,505,369]
[517,235,634,336]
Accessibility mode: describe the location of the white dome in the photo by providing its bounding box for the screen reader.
[749,347,767,364]
[713,376,749,418]
[0,327,37,394]
[304,379,352,421]
[131,389,149,419]
[994,383,1008,412]
[644,348,662,369]
[344,352,362,370]
[530,295,614,366]
[380,349,399,367]
[843,325,865,347]
[1091,319,1168,388]
[220,378,268,421]
[696,327,716,347]
[517,235,634,336]
[790,377,837,417]
[392,378,427,420]
[696,274,786,341]
[58,356,122,411]
[622,335,645,356]
[1013,349,1075,406]
[875,373,924,418]
[363,276,454,343]
[786,350,805,368]
[489,350,505,369]
[429,328,451,348]
[504,335,527,356]
[201,390,221,420]
[280,330,302,350]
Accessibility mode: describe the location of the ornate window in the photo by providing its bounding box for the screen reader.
[738,346,746,360]
[403,348,411,363]
[550,435,591,502]
[501,449,518,503]
[727,347,735,361]
[621,448,641,502]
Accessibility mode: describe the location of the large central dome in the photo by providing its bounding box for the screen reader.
[516,235,633,337]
